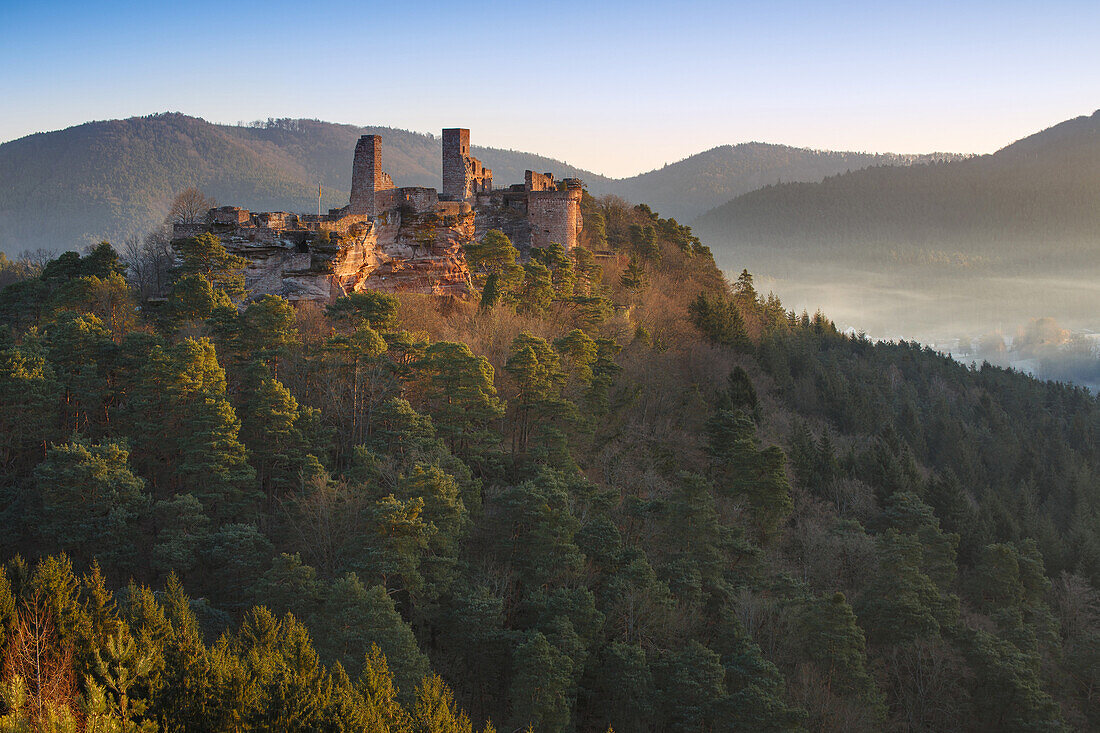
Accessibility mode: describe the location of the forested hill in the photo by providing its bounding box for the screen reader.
[606,143,962,222]
[0,113,961,255]
[0,113,599,256]
[694,109,1100,263]
[1,193,1099,730]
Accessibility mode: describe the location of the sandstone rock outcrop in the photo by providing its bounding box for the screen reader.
[173,127,582,302]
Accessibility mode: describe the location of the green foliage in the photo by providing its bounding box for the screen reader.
[504,332,572,459]
[517,261,554,317]
[312,574,429,695]
[798,592,886,724]
[464,230,524,310]
[241,377,318,507]
[508,632,572,733]
[530,243,576,299]
[164,273,231,330]
[689,291,749,347]
[618,256,647,295]
[33,440,149,575]
[706,410,793,541]
[172,233,249,302]
[417,341,504,461]
[1,198,1097,731]
[326,291,400,331]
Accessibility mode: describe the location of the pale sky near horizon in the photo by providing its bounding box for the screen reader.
[1,0,1098,178]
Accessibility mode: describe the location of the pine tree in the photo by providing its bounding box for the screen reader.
[508,632,572,733]
[326,291,401,332]
[312,575,430,698]
[504,333,571,457]
[618,257,647,295]
[173,233,249,303]
[33,440,149,576]
[518,261,554,316]
[798,592,886,725]
[242,377,316,511]
[416,342,504,462]
[163,273,232,333]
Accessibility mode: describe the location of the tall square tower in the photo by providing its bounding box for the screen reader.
[350,134,382,215]
[443,128,492,200]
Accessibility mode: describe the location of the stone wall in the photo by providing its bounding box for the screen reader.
[350,135,385,215]
[375,187,441,216]
[524,170,555,192]
[255,211,297,229]
[211,206,250,225]
[528,186,583,250]
[442,128,492,200]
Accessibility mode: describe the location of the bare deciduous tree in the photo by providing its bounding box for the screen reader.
[17,248,54,271]
[281,472,362,577]
[1,594,79,728]
[165,186,215,226]
[123,226,176,298]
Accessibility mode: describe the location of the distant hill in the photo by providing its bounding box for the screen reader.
[0,113,961,254]
[692,110,1100,345]
[0,113,597,254]
[695,110,1100,263]
[606,143,962,222]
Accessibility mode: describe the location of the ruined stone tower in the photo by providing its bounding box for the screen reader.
[349,135,394,215]
[174,126,585,302]
[529,178,584,250]
[442,128,492,200]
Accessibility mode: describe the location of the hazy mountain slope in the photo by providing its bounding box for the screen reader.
[695,110,1100,260]
[0,113,961,255]
[604,143,962,221]
[691,110,1100,347]
[0,114,601,254]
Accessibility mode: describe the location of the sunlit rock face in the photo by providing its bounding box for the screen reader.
[178,202,474,302]
[172,128,582,302]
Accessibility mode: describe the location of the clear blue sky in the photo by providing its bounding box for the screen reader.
[1,0,1097,177]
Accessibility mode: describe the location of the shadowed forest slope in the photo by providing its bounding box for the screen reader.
[0,192,1098,730]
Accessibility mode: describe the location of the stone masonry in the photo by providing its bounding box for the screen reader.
[442,128,492,200]
[349,135,394,216]
[173,127,583,302]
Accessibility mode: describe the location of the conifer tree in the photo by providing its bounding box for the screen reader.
[313,575,430,697]
[508,632,572,733]
[33,441,149,576]
[173,233,249,303]
[417,342,503,462]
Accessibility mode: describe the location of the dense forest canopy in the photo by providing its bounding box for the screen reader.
[0,192,1098,731]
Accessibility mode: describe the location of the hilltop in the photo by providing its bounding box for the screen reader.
[608,143,961,221]
[0,113,960,254]
[696,110,1100,260]
[692,110,1100,353]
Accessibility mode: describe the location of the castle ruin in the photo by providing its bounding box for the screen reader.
[442,128,492,200]
[173,127,584,301]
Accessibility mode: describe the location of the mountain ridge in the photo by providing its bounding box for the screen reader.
[694,108,1100,255]
[690,109,1100,349]
[0,112,962,254]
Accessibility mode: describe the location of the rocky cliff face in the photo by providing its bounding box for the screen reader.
[354,204,474,296]
[180,202,473,302]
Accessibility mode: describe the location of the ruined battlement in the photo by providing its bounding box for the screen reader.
[525,171,555,192]
[442,128,492,200]
[172,126,582,302]
[349,135,395,216]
